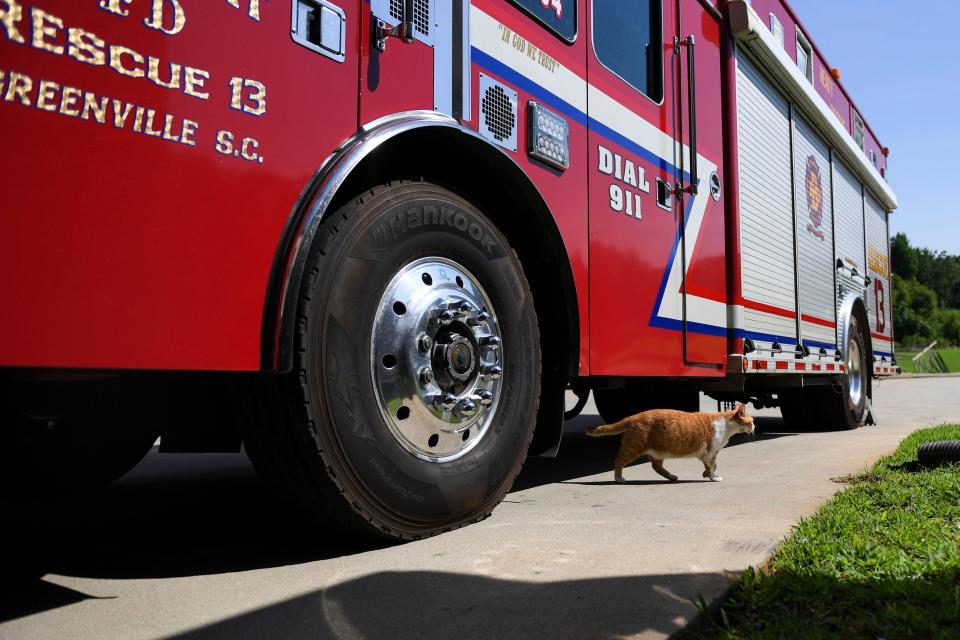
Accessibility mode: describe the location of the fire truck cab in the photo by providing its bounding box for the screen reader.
[0,0,897,539]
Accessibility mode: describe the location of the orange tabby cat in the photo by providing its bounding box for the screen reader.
[586,404,755,483]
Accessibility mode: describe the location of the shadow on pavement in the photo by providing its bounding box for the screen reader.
[0,413,799,622]
[166,570,729,640]
[0,579,106,624]
[565,479,707,486]
[0,448,389,594]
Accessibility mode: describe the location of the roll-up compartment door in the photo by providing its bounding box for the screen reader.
[792,115,836,352]
[865,192,893,358]
[832,160,866,274]
[736,55,797,346]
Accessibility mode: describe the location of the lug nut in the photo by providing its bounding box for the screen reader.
[472,390,494,406]
[418,334,433,353]
[454,301,472,318]
[480,335,502,350]
[439,310,456,325]
[418,366,434,385]
[457,399,478,417]
[481,365,503,380]
[468,311,490,327]
[440,393,458,410]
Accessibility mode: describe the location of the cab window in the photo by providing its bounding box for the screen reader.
[509,0,577,42]
[592,0,663,102]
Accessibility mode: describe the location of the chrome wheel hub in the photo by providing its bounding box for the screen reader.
[371,258,504,462]
[848,339,863,407]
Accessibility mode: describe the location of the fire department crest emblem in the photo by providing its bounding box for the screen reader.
[805,156,826,240]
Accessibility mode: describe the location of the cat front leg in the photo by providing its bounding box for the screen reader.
[700,455,722,481]
[707,456,722,482]
[650,459,678,482]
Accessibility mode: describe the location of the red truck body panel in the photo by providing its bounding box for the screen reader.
[0,0,894,377]
[1,0,364,370]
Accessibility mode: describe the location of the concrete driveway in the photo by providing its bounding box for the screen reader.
[1,376,956,639]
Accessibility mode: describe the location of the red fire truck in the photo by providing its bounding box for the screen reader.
[0,0,898,539]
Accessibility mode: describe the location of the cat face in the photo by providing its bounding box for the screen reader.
[732,404,755,434]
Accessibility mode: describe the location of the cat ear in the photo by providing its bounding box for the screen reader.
[736,403,747,415]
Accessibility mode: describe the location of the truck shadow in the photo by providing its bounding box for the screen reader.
[0,413,799,620]
[158,567,960,640]
[0,449,387,592]
[166,569,730,640]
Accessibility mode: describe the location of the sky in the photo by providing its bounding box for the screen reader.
[789,0,960,255]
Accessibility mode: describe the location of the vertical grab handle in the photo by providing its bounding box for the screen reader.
[685,35,698,195]
[374,0,415,50]
[402,0,415,43]
[678,34,720,368]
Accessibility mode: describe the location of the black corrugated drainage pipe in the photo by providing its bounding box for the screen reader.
[917,441,960,467]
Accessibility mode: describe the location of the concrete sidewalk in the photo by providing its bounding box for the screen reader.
[2,376,956,639]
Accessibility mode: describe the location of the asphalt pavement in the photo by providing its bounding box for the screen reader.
[1,376,957,639]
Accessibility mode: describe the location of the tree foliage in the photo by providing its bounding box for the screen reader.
[891,233,960,346]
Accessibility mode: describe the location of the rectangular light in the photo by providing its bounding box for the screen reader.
[527,101,570,171]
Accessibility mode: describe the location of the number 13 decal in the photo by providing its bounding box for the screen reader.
[540,0,562,18]
[874,280,886,334]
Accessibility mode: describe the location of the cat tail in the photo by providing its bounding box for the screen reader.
[585,421,628,437]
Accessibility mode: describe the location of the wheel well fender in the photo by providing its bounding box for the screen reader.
[838,293,873,393]
[262,113,581,409]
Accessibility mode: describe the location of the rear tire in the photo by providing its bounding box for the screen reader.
[819,315,869,430]
[778,389,824,430]
[243,181,541,540]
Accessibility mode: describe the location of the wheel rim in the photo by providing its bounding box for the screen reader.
[370,257,504,462]
[847,338,863,407]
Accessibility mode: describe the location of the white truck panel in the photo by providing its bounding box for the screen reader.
[792,115,837,351]
[731,8,898,376]
[865,192,894,357]
[832,160,866,274]
[736,55,797,345]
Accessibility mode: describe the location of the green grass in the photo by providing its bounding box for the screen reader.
[699,424,960,639]
[897,347,960,373]
[943,349,960,372]
[897,353,918,373]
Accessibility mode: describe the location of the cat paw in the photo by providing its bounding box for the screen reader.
[709,475,723,482]
[615,475,625,484]
[668,475,679,482]
[702,469,710,478]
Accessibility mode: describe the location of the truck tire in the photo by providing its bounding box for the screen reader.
[819,315,869,430]
[593,383,699,424]
[244,181,541,540]
[778,389,822,430]
[0,377,159,497]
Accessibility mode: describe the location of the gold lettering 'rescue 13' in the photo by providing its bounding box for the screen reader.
[0,2,269,114]
[598,144,651,220]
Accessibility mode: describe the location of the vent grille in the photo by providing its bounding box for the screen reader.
[415,0,429,35]
[482,86,514,141]
[389,0,430,37]
[478,75,517,151]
